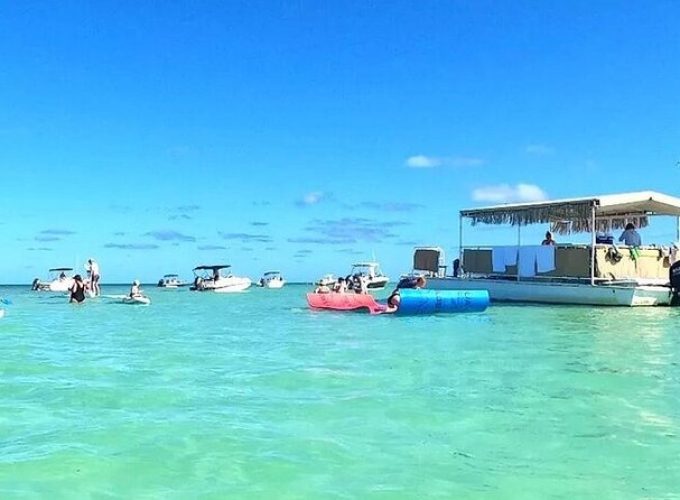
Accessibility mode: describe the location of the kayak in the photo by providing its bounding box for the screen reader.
[121,295,151,305]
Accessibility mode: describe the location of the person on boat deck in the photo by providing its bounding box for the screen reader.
[130,280,142,298]
[58,271,67,280]
[87,259,101,296]
[619,223,642,246]
[542,231,555,245]
[212,268,220,281]
[354,275,368,294]
[332,277,347,293]
[383,276,427,314]
[314,283,331,294]
[69,275,86,304]
[345,275,354,291]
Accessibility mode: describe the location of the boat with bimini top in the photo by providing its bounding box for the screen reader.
[157,274,187,288]
[31,267,75,292]
[259,271,285,288]
[422,191,680,306]
[349,262,389,290]
[190,265,251,293]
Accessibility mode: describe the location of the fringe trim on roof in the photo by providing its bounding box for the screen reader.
[466,201,649,234]
[466,201,594,230]
[551,216,649,235]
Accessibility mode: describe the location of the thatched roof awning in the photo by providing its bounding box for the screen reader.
[461,191,680,233]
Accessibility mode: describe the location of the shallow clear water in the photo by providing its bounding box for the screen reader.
[1,285,679,498]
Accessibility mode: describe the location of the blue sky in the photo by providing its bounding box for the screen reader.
[2,1,679,283]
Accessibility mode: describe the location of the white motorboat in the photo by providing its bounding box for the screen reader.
[259,271,285,289]
[157,274,187,288]
[190,265,251,293]
[32,267,75,292]
[423,191,680,306]
[349,262,390,290]
[315,274,336,287]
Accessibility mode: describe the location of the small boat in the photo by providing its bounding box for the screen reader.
[121,295,151,305]
[349,262,390,290]
[259,271,285,288]
[157,274,187,288]
[31,267,75,292]
[190,265,252,293]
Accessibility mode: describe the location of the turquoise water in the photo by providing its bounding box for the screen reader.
[1,284,680,498]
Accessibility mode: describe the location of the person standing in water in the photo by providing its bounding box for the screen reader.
[69,275,86,304]
[87,258,101,296]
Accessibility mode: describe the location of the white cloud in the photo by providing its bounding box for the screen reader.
[525,144,555,156]
[449,156,485,167]
[405,155,442,168]
[297,191,326,206]
[405,155,484,168]
[472,183,548,203]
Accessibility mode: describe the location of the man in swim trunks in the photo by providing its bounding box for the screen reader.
[87,259,101,296]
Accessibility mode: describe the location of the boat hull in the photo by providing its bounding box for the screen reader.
[49,279,74,293]
[366,277,389,290]
[263,280,285,289]
[426,277,671,306]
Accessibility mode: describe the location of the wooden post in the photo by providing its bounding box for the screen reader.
[458,213,463,277]
[590,204,596,285]
[517,223,522,281]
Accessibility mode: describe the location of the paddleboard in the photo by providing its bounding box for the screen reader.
[121,295,151,305]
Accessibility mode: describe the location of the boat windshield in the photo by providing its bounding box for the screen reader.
[351,264,380,277]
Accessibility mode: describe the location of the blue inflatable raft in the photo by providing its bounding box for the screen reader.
[395,289,489,315]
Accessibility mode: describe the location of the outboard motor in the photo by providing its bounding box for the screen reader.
[670,260,680,306]
[31,278,40,291]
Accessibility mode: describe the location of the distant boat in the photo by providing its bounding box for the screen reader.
[31,267,75,292]
[259,271,285,289]
[349,262,390,290]
[157,274,187,288]
[190,265,251,293]
[315,274,336,287]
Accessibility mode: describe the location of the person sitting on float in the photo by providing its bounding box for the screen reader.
[332,277,346,293]
[383,277,427,314]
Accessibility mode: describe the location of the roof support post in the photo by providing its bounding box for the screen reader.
[590,203,596,286]
[517,223,522,282]
[459,213,464,273]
